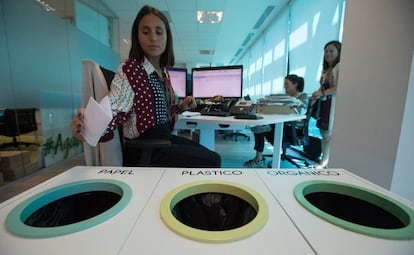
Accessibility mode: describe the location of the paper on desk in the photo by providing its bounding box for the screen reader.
[82,96,113,147]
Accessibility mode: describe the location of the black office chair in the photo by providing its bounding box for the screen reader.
[0,108,38,149]
[263,101,318,168]
[99,65,171,166]
[222,97,251,142]
[278,100,322,168]
[280,121,312,168]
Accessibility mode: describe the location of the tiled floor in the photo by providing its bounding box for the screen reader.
[0,130,313,203]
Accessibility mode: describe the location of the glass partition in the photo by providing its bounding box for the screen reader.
[0,0,120,185]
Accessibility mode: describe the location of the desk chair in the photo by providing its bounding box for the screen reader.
[279,121,312,168]
[263,109,314,168]
[222,96,251,142]
[0,108,38,149]
[97,62,170,166]
[277,101,322,168]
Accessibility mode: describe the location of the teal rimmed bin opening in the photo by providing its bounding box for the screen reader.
[294,180,414,240]
[160,180,269,243]
[6,179,132,238]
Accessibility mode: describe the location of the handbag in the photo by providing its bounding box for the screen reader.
[308,98,321,120]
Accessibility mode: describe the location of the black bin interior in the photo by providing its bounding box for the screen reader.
[172,192,257,231]
[294,180,414,240]
[25,191,121,227]
[305,192,404,229]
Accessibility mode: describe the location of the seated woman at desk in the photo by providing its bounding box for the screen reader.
[243,74,307,167]
[71,5,220,168]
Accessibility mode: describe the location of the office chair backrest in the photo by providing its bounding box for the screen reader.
[100,66,115,88]
[297,112,310,146]
[98,64,126,153]
[81,59,123,166]
[283,100,311,148]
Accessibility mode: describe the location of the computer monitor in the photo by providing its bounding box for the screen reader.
[167,67,187,98]
[191,65,243,99]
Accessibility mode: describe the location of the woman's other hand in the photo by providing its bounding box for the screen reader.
[71,108,85,141]
[178,96,197,111]
[311,90,323,101]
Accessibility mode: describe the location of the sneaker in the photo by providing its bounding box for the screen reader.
[243,158,264,168]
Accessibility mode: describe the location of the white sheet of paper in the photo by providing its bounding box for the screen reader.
[181,111,201,117]
[82,96,112,146]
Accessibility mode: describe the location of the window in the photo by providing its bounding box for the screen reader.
[237,0,345,97]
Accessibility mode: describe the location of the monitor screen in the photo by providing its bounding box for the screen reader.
[191,65,243,99]
[167,67,187,98]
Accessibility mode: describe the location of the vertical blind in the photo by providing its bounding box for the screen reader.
[239,0,345,100]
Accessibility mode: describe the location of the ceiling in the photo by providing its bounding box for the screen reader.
[103,0,289,67]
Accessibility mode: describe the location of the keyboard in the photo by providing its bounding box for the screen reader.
[200,111,232,117]
[234,113,263,119]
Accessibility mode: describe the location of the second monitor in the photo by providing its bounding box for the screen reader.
[167,67,187,98]
[191,65,243,99]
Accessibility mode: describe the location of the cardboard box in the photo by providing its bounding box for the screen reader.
[2,161,38,181]
[0,151,37,181]
[0,151,30,170]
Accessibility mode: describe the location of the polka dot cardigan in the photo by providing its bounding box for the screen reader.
[99,58,176,142]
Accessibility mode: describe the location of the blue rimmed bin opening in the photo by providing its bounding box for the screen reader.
[6,179,132,238]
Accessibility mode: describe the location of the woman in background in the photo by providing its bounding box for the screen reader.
[244,74,307,167]
[311,40,341,169]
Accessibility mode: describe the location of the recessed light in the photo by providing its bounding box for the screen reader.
[199,50,215,55]
[197,11,223,24]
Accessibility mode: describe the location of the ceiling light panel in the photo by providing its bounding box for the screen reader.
[199,49,215,55]
[197,11,223,24]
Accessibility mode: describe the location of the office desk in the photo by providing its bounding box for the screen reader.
[175,114,305,168]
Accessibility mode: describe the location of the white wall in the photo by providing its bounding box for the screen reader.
[330,0,414,196]
[391,51,414,202]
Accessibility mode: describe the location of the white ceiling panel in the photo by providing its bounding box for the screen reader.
[165,0,197,11]
[103,0,289,66]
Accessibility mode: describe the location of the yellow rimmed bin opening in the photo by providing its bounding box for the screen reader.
[160,180,269,243]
